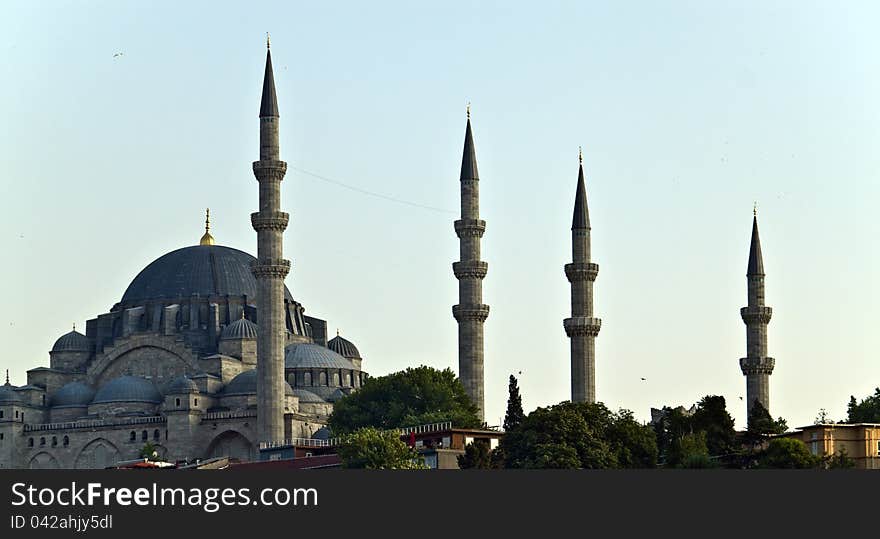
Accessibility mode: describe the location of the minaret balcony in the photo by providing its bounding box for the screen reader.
[565,263,599,282]
[740,306,772,324]
[452,304,490,322]
[252,160,288,179]
[250,258,291,279]
[739,356,775,375]
[453,261,488,280]
[563,317,602,337]
[251,212,290,232]
[454,219,486,238]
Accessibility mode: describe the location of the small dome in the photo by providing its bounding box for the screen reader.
[292,388,324,403]
[221,317,258,340]
[51,382,95,408]
[0,383,22,404]
[52,330,90,353]
[285,343,356,371]
[306,386,348,403]
[166,375,199,394]
[312,427,332,440]
[92,376,162,404]
[328,334,361,360]
[220,369,294,397]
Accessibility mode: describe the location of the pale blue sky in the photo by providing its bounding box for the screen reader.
[1,1,878,429]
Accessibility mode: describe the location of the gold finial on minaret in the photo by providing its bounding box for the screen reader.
[578,146,583,165]
[267,32,271,49]
[200,208,215,246]
[466,102,470,120]
[753,201,757,217]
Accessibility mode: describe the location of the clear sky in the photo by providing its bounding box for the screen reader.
[1,1,878,430]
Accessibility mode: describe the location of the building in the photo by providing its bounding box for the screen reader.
[0,43,367,469]
[782,424,880,469]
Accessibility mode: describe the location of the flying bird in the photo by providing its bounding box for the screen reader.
[640,377,646,381]
[113,52,123,58]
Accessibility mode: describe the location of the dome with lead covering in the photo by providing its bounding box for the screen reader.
[221,317,258,340]
[327,334,361,360]
[51,382,95,408]
[166,375,199,395]
[120,245,294,305]
[92,376,162,404]
[52,330,91,352]
[292,388,324,403]
[284,343,356,371]
[306,386,348,403]
[220,369,294,397]
[312,427,332,440]
[0,383,22,404]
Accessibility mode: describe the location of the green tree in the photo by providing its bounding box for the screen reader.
[503,375,525,432]
[691,395,736,458]
[337,427,427,469]
[502,402,657,469]
[457,440,497,469]
[139,442,159,461]
[823,448,856,469]
[328,366,482,435]
[754,438,820,469]
[846,389,880,423]
[678,432,714,469]
[745,402,788,446]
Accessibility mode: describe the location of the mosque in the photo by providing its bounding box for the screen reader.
[0,38,775,469]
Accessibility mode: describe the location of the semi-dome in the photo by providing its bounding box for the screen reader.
[312,427,332,440]
[327,333,361,360]
[292,388,324,403]
[307,386,348,402]
[51,330,91,352]
[92,375,162,404]
[284,343,356,370]
[0,384,22,404]
[220,369,294,397]
[120,245,294,305]
[221,317,258,340]
[51,382,95,408]
[166,375,199,394]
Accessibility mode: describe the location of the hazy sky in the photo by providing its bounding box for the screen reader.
[1,1,878,430]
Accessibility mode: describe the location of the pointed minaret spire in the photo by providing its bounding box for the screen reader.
[564,148,601,403]
[740,208,775,425]
[4,369,8,385]
[252,39,290,444]
[259,44,279,119]
[453,105,489,421]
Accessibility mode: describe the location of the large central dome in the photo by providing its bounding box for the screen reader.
[120,245,294,305]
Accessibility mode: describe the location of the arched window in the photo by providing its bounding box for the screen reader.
[153,430,160,441]
[15,410,19,419]
[194,398,198,407]
[343,373,351,387]
[141,430,148,442]
[175,398,181,407]
[39,437,45,447]
[51,436,57,447]
[0,410,4,418]
[63,436,69,447]
[332,372,340,387]
[130,431,136,442]
[304,372,312,386]
[28,438,33,447]
[319,372,327,386]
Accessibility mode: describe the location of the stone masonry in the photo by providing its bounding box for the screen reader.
[452,109,489,422]
[740,210,774,423]
[251,42,290,444]
[564,151,601,403]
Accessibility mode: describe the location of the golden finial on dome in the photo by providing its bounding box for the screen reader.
[72,322,76,332]
[200,208,215,246]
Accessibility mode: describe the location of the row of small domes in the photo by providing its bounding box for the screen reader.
[50,325,362,361]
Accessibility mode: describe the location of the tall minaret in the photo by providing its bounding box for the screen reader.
[739,208,774,423]
[251,36,290,444]
[452,106,489,422]
[564,149,601,403]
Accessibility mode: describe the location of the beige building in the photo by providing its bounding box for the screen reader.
[783,423,880,469]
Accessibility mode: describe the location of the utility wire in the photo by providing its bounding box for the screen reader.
[290,166,456,215]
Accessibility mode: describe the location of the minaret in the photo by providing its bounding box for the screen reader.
[251,36,290,444]
[452,105,489,422]
[564,149,601,403]
[739,207,774,423]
